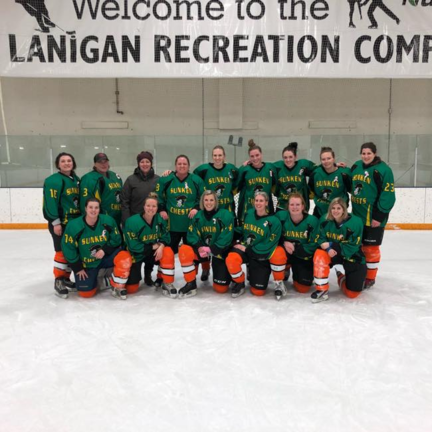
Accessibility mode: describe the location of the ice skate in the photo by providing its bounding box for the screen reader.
[178,280,197,299]
[311,289,329,303]
[54,277,69,299]
[144,274,154,287]
[364,278,375,290]
[231,282,245,298]
[111,287,127,300]
[162,283,178,299]
[200,269,210,282]
[63,278,77,292]
[283,268,290,282]
[274,280,287,301]
[154,278,163,290]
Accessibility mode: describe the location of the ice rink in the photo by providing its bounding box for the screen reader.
[1,229,432,432]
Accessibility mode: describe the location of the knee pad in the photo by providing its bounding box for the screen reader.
[112,251,132,288]
[213,283,229,294]
[341,283,362,299]
[226,252,244,282]
[126,283,140,294]
[251,287,266,297]
[78,288,97,298]
[293,281,311,294]
[179,245,194,265]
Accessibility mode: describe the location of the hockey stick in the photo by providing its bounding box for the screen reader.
[25,2,76,36]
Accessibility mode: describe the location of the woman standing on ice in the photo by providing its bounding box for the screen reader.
[273,142,316,213]
[177,190,234,298]
[236,140,277,224]
[350,142,396,289]
[123,193,176,299]
[43,152,81,299]
[308,147,352,218]
[311,198,366,302]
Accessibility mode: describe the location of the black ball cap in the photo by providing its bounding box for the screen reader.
[94,153,109,163]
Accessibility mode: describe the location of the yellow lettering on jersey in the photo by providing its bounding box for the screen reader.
[201,226,217,234]
[170,206,193,216]
[326,232,344,241]
[279,175,302,183]
[66,187,79,195]
[316,180,339,187]
[284,230,306,239]
[351,197,367,205]
[208,177,230,185]
[81,235,107,245]
[243,223,264,237]
[352,174,371,184]
[108,182,122,190]
[142,233,159,242]
[170,187,193,194]
[111,204,121,211]
[248,177,270,186]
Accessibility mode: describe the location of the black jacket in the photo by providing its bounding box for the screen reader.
[120,168,159,224]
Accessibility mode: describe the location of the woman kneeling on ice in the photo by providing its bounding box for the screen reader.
[178,190,234,298]
[311,197,367,302]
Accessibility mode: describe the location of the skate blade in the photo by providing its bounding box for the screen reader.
[231,289,245,298]
[111,289,127,300]
[55,291,68,299]
[178,289,197,299]
[311,294,329,303]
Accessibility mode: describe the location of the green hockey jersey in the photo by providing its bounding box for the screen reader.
[43,172,81,225]
[155,172,205,232]
[236,163,277,223]
[123,213,171,263]
[193,163,239,212]
[237,210,282,259]
[317,214,365,264]
[274,159,316,211]
[79,169,123,225]
[187,208,234,257]
[62,214,122,272]
[308,166,351,218]
[278,211,319,260]
[350,158,396,228]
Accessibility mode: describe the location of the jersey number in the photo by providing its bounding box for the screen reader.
[384,183,394,192]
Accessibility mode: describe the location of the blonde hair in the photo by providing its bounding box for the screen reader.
[199,190,219,211]
[326,198,348,221]
[254,191,269,202]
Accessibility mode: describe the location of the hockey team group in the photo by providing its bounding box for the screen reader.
[42,139,396,303]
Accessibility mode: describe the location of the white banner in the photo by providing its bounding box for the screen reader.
[1,0,432,78]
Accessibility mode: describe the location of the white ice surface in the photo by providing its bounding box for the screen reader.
[1,230,432,432]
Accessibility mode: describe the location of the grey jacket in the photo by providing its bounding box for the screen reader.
[120,167,159,224]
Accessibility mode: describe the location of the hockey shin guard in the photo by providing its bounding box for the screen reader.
[178,245,197,283]
[362,245,380,281]
[110,251,132,289]
[313,249,331,292]
[159,247,175,284]
[53,251,71,279]
[270,246,287,281]
[226,252,245,283]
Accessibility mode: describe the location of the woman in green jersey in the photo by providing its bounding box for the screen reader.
[311,198,367,303]
[308,147,352,218]
[274,142,316,212]
[350,142,396,289]
[62,198,132,300]
[272,193,319,300]
[178,190,235,298]
[194,146,239,213]
[226,191,282,298]
[123,193,176,299]
[43,152,81,298]
[236,139,277,224]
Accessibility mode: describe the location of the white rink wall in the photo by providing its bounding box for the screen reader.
[0,187,431,225]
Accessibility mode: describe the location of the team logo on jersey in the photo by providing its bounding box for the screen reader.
[215,184,225,197]
[184,182,189,190]
[364,171,370,179]
[333,176,339,184]
[73,197,79,208]
[101,229,107,238]
[212,218,217,225]
[253,185,264,194]
[263,221,269,227]
[284,184,296,194]
[322,189,332,200]
[229,170,234,180]
[176,195,187,207]
[204,234,213,245]
[115,191,121,203]
[299,168,305,176]
[303,230,309,239]
[90,245,102,257]
[353,183,363,196]
[246,233,256,245]
[116,173,121,180]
